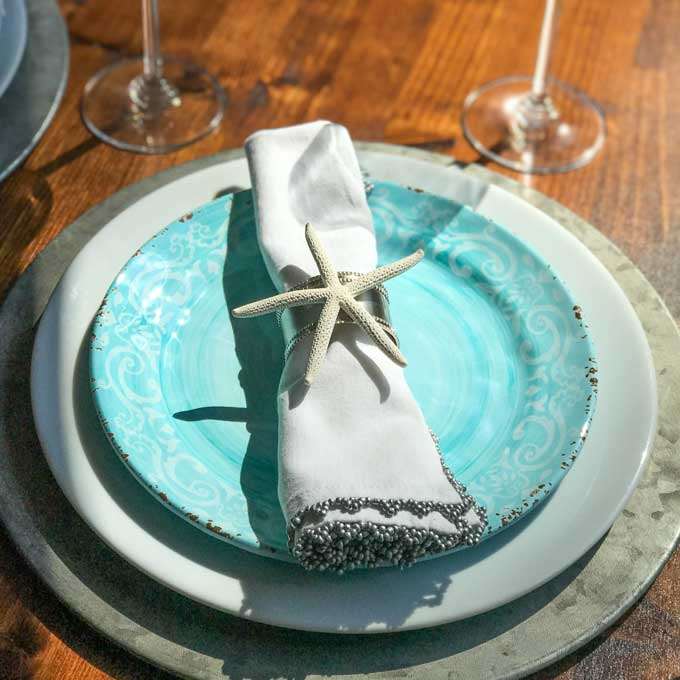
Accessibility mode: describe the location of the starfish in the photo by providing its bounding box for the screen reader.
[232,223,424,385]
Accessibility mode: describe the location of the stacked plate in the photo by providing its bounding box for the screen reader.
[30,147,656,635]
[0,0,28,101]
[0,0,68,183]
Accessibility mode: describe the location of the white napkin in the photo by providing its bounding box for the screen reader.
[244,121,486,571]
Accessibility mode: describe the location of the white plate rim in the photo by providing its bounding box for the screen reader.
[30,149,657,633]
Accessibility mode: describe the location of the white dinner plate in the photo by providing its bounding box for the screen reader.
[31,147,656,633]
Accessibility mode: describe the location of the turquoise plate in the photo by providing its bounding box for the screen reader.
[90,181,597,560]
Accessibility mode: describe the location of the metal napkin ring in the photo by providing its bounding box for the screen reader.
[277,272,398,361]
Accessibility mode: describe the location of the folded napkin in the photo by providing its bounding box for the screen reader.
[243,121,486,572]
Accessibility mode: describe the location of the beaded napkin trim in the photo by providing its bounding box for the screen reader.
[287,433,488,573]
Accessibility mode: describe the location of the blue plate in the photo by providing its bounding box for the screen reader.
[90,181,597,559]
[0,0,27,100]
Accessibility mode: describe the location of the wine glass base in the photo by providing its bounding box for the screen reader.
[461,76,606,174]
[81,56,227,154]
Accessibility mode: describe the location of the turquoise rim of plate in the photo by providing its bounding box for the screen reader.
[89,180,597,562]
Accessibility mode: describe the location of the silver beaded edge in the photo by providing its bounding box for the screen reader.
[287,432,488,573]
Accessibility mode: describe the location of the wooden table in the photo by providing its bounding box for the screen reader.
[1,0,679,678]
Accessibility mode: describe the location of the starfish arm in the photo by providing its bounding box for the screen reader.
[305,223,338,285]
[304,297,341,386]
[341,297,407,366]
[232,287,327,318]
[348,249,424,295]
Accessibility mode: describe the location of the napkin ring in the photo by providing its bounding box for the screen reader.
[277,272,398,361]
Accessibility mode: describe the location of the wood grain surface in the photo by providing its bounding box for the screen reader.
[0,0,679,678]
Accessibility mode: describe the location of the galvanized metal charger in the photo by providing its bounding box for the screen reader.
[0,146,678,680]
[0,0,69,183]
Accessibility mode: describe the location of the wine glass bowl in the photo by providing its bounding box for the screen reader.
[461,0,606,174]
[461,75,606,174]
[82,56,226,154]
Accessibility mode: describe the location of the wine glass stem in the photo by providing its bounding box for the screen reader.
[130,0,179,113]
[142,0,163,80]
[513,0,560,139]
[531,0,558,98]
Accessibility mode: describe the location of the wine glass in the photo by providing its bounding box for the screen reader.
[81,0,226,154]
[461,0,605,174]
